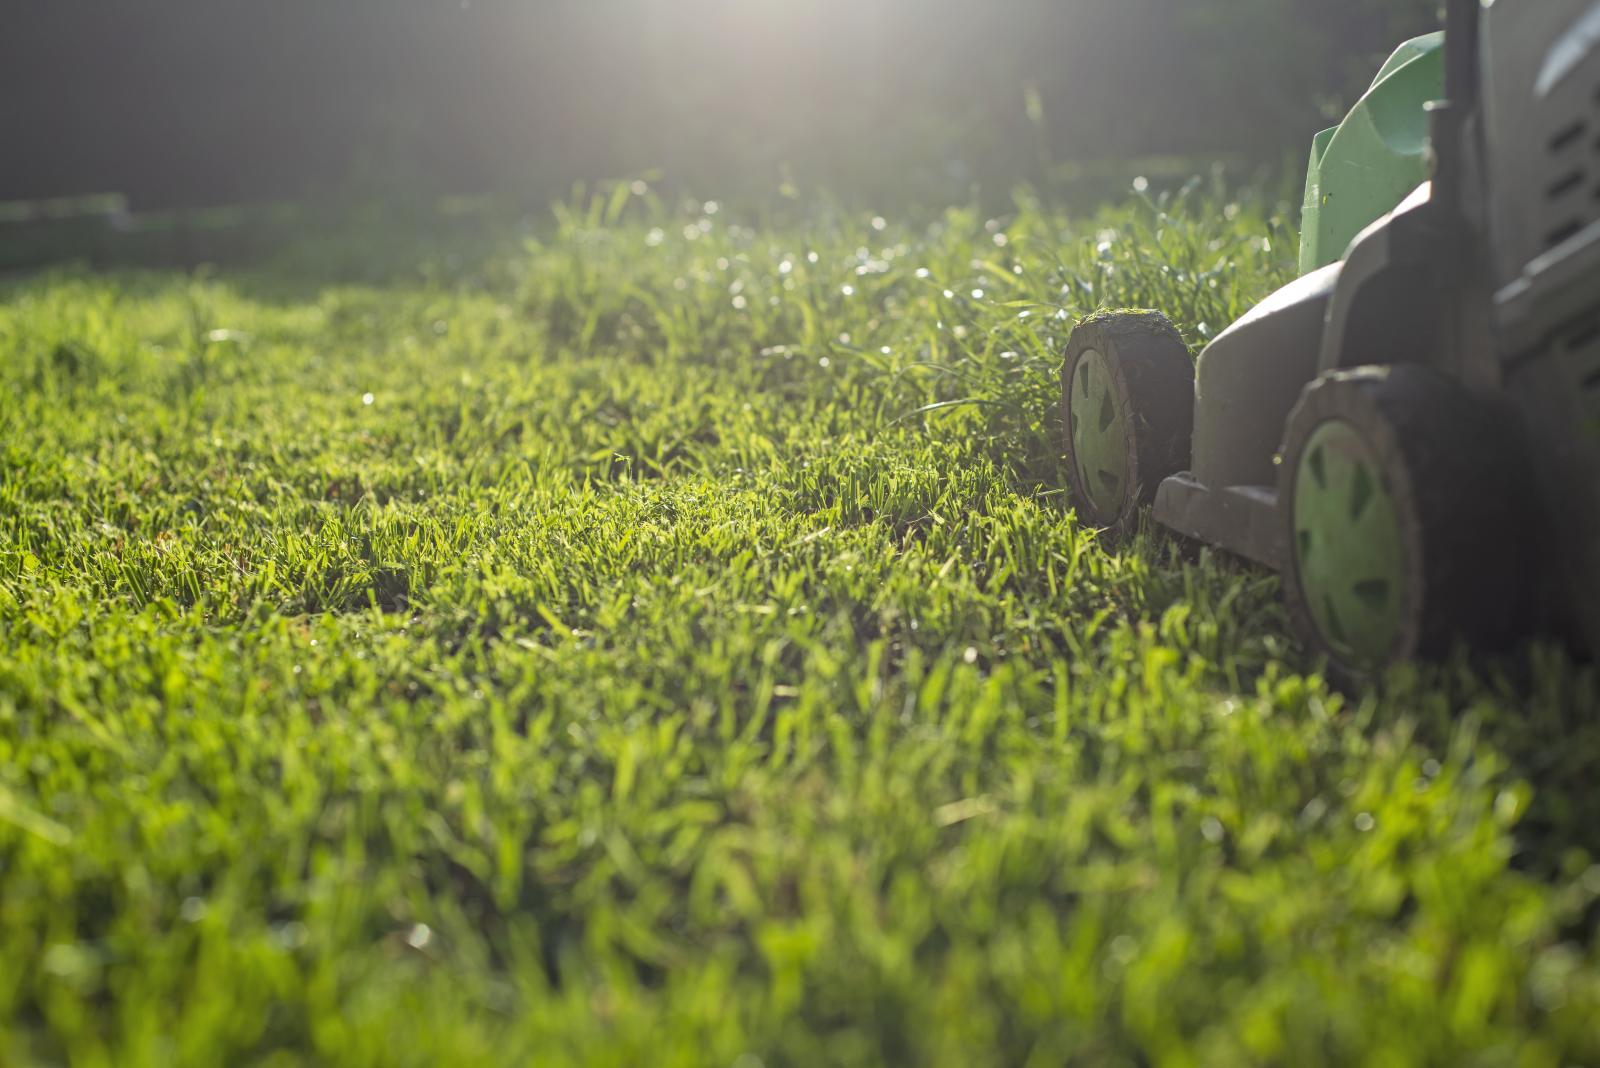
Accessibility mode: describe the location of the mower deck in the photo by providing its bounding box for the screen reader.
[1152,476,1283,571]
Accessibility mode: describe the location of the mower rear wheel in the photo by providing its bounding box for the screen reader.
[1060,312,1194,532]
[1279,365,1535,679]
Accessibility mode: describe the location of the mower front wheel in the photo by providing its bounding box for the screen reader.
[1060,312,1194,533]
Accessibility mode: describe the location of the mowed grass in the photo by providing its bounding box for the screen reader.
[4,183,1600,1067]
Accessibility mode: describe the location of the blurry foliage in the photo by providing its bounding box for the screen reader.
[1172,0,1446,143]
[8,0,1439,209]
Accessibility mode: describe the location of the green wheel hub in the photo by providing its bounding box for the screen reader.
[1292,419,1408,667]
[1070,349,1130,518]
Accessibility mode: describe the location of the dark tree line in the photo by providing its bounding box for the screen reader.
[4,0,1439,209]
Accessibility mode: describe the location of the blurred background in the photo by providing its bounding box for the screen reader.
[8,0,1440,213]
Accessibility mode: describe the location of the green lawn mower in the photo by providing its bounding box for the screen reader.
[1061,0,1600,678]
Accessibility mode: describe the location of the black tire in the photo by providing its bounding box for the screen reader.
[1060,312,1194,532]
[1278,364,1538,679]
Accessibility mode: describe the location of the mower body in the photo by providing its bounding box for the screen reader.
[1150,0,1600,655]
[1299,32,1445,275]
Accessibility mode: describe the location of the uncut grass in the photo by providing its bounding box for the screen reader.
[3,183,1600,1066]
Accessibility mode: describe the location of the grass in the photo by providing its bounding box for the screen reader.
[3,180,1600,1066]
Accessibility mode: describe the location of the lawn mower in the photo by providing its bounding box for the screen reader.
[1060,0,1600,678]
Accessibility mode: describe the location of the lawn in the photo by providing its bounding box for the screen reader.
[3,184,1600,1066]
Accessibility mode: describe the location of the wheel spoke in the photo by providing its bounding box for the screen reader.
[1349,462,1374,521]
[1322,595,1347,645]
[1351,578,1390,611]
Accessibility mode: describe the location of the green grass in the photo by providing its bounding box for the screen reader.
[3,182,1600,1066]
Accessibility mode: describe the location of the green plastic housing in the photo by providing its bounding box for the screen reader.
[1298,33,1446,275]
